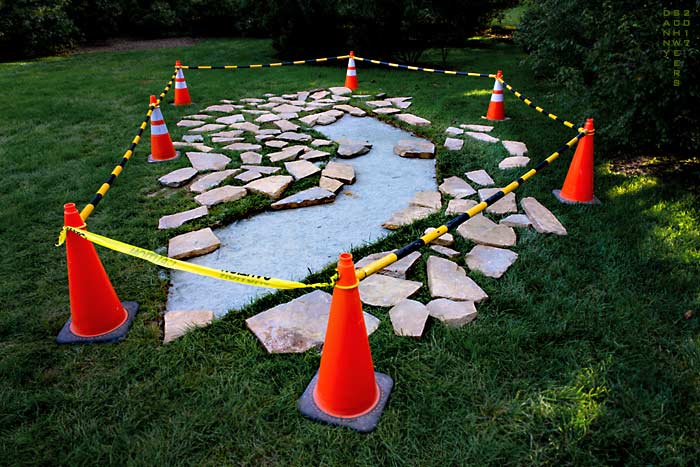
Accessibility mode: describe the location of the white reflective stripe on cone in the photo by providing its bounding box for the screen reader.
[176,69,185,79]
[151,123,169,135]
[175,81,187,89]
[490,93,504,102]
[348,58,355,68]
[152,107,164,121]
[346,69,357,76]
[493,80,503,91]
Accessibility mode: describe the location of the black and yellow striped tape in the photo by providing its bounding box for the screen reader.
[180,55,350,70]
[352,56,494,77]
[498,77,578,130]
[80,72,177,221]
[355,131,587,280]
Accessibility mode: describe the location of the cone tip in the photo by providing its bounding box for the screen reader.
[586,118,595,128]
[150,95,157,105]
[339,252,353,265]
[349,51,354,57]
[64,202,77,213]
[176,59,181,67]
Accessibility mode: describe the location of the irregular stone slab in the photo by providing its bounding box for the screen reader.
[255,113,281,123]
[194,185,247,207]
[387,96,412,103]
[299,114,320,126]
[337,140,371,158]
[424,227,454,247]
[359,274,422,307]
[158,167,198,187]
[501,213,532,228]
[382,206,436,229]
[389,299,429,337]
[297,91,310,101]
[186,152,231,172]
[521,197,567,235]
[456,215,517,247]
[222,142,262,152]
[321,161,355,184]
[244,175,293,200]
[215,114,245,125]
[465,169,495,186]
[445,126,464,136]
[277,131,311,142]
[284,160,321,180]
[182,134,204,143]
[502,140,528,156]
[189,169,241,193]
[478,188,518,215]
[460,124,493,132]
[241,165,280,174]
[314,109,345,125]
[265,140,289,149]
[254,134,275,142]
[239,98,265,103]
[366,100,392,108]
[430,245,460,259]
[256,102,278,110]
[245,290,378,353]
[445,198,479,215]
[164,310,214,344]
[271,187,335,210]
[211,130,244,138]
[319,176,344,194]
[240,151,263,165]
[411,191,442,210]
[211,136,244,144]
[372,107,402,115]
[173,142,214,153]
[271,103,304,114]
[426,299,478,327]
[158,206,208,229]
[279,113,300,120]
[168,227,221,259]
[310,90,330,100]
[177,119,205,128]
[333,104,366,117]
[273,119,300,132]
[184,114,210,120]
[189,123,227,133]
[300,149,331,161]
[268,145,306,163]
[257,128,281,135]
[464,131,499,143]
[426,256,488,302]
[331,95,351,103]
[204,104,237,113]
[439,176,476,199]
[234,170,262,183]
[242,109,271,115]
[329,86,352,96]
[229,122,260,133]
[355,251,421,280]
[465,245,519,279]
[311,139,332,147]
[394,100,412,109]
[396,113,431,126]
[499,156,531,169]
[444,137,464,151]
[394,139,435,159]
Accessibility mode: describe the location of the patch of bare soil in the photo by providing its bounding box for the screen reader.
[76,37,199,54]
[610,155,700,189]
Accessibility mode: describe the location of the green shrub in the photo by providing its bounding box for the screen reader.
[516,0,700,156]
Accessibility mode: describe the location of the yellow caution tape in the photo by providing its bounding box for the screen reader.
[56,226,338,290]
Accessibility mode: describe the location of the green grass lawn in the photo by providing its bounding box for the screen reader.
[1,38,699,466]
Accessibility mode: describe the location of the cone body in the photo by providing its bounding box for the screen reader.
[559,118,596,203]
[345,52,358,91]
[174,64,192,106]
[313,253,379,417]
[63,203,127,337]
[149,96,177,161]
[485,71,505,121]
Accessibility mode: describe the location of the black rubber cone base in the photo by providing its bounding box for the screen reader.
[552,189,601,205]
[56,301,139,344]
[147,151,180,163]
[297,371,393,433]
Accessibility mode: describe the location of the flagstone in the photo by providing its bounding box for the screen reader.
[478,188,518,215]
[268,145,306,163]
[444,137,464,151]
[184,114,211,120]
[284,160,321,180]
[424,227,454,247]
[271,103,304,113]
[355,251,421,280]
[430,245,461,259]
[222,142,262,152]
[521,197,567,235]
[411,191,442,210]
[277,131,311,142]
[465,169,495,186]
[329,86,352,96]
[456,215,517,247]
[394,140,435,158]
[211,136,245,143]
[321,161,355,184]
[366,100,393,108]
[465,245,519,279]
[215,114,245,125]
[499,156,530,169]
[186,152,231,172]
[319,176,344,194]
[158,167,198,187]
[445,126,464,136]
[244,175,294,199]
[439,176,476,199]
[500,213,532,228]
[254,134,275,142]
[299,114,320,126]
[396,113,431,126]
[337,139,372,158]
[300,149,331,161]
[255,113,281,123]
[177,119,205,128]
[235,170,262,182]
[426,299,478,327]
[394,100,412,109]
[389,299,429,337]
[372,107,402,115]
[163,310,215,344]
[358,274,423,307]
[210,130,244,138]
[203,104,237,113]
[333,104,366,117]
[502,140,528,156]
[426,256,488,302]
[257,128,281,135]
[265,140,289,149]
[460,124,493,132]
[445,198,479,215]
[229,122,260,133]
[240,151,263,165]
[464,131,499,143]
[173,142,214,152]
[241,165,281,174]
[189,123,227,133]
[189,169,241,193]
[271,187,335,210]
[182,134,204,143]
[311,138,333,147]
[167,227,221,260]
[158,206,208,229]
[310,90,330,100]
[382,206,436,229]
[194,185,247,207]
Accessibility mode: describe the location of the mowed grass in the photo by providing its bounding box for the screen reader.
[1,38,699,466]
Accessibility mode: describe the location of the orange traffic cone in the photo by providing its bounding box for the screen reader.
[553,118,601,204]
[298,253,392,432]
[174,60,192,106]
[344,51,358,91]
[56,203,138,344]
[483,70,506,121]
[147,95,179,163]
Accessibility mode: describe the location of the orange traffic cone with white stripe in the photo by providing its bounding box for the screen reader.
[344,51,358,91]
[147,95,179,163]
[57,203,139,344]
[483,70,506,121]
[298,253,393,432]
[553,118,601,204]
[174,60,192,106]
